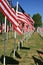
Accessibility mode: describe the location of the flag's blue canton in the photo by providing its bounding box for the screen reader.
[18,4,25,13]
[7,0,13,8]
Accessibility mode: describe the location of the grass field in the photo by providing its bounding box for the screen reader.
[0,32,43,65]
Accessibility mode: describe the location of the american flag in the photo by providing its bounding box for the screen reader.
[24,13,34,24]
[16,11,35,32]
[16,3,35,33]
[24,13,35,30]
[17,11,34,28]
[17,11,30,24]
[0,0,22,35]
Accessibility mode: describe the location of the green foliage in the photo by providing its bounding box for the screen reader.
[0,11,11,26]
[42,22,43,27]
[0,11,4,23]
[32,13,42,28]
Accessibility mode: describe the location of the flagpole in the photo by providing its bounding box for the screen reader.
[14,1,19,39]
[16,2,21,50]
[14,1,19,57]
[16,2,20,50]
[3,16,6,65]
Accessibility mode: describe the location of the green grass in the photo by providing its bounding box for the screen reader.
[0,32,43,65]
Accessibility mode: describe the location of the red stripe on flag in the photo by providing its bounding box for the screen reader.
[13,26,22,35]
[0,0,2,2]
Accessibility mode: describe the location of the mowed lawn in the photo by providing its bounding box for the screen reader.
[0,32,43,65]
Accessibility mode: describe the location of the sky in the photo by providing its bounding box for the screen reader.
[12,0,43,22]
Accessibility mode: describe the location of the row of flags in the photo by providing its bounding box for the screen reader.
[37,27,43,37]
[0,0,35,35]
[37,27,43,33]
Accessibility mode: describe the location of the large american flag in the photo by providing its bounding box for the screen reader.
[17,11,35,31]
[0,0,22,35]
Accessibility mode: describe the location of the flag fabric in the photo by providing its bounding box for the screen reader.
[0,0,22,35]
[23,23,28,33]
[24,13,35,30]
[16,12,34,32]
[17,11,35,31]
[5,0,22,34]
[16,4,35,30]
[24,13,34,24]
[40,27,43,32]
[5,0,16,14]
[16,4,34,24]
[17,11,30,25]
[0,0,2,2]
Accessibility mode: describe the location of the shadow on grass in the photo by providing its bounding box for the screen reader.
[0,55,19,65]
[17,41,30,50]
[37,50,43,54]
[20,47,30,50]
[32,56,43,65]
[10,50,21,59]
[38,33,43,39]
[37,50,43,60]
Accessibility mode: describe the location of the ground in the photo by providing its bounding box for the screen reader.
[0,32,43,65]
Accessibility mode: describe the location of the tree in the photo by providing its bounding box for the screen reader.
[0,11,5,24]
[32,13,42,28]
[42,22,43,27]
[0,11,11,26]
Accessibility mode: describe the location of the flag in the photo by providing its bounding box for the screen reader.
[17,11,34,30]
[17,11,29,24]
[15,4,35,32]
[0,0,22,35]
[15,4,29,24]
[23,23,28,32]
[0,0,2,2]
[5,0,16,14]
[24,13,35,30]
[16,4,34,27]
[14,4,25,13]
[24,13,34,24]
